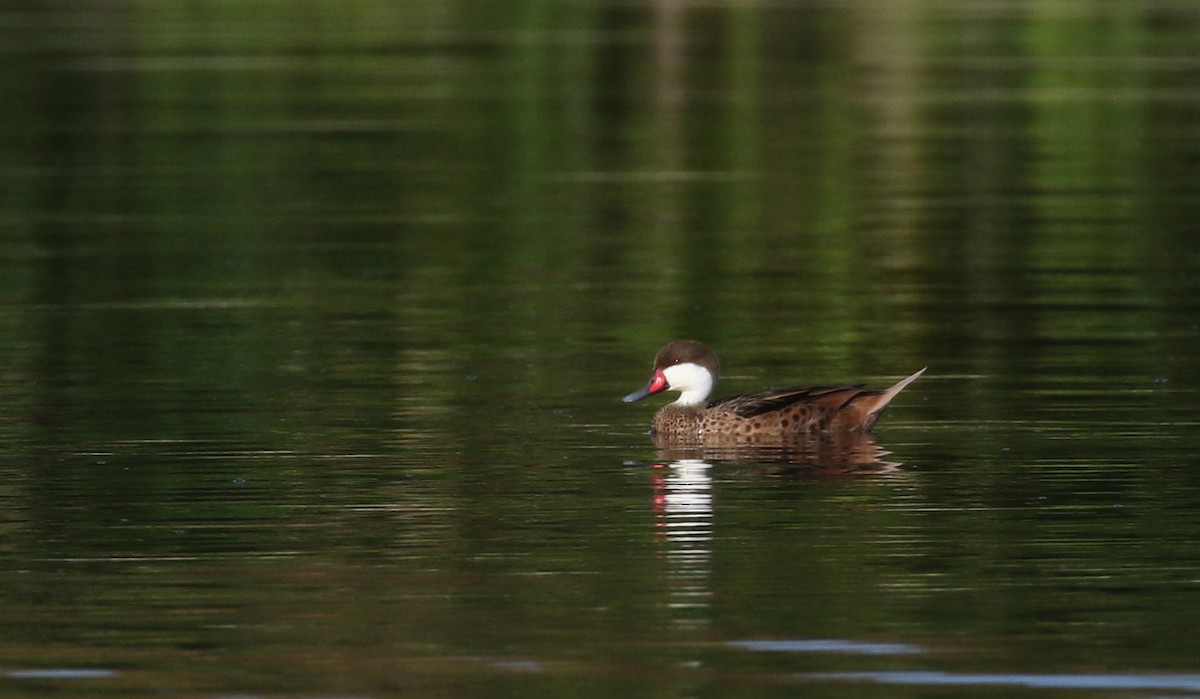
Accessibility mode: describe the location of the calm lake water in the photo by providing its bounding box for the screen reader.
[3,1,1200,697]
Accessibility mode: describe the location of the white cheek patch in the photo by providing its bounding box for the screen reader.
[662,362,714,407]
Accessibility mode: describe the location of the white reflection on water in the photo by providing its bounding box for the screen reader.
[807,671,1200,691]
[730,639,923,655]
[652,459,713,628]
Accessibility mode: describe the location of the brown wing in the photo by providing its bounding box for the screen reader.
[709,385,869,419]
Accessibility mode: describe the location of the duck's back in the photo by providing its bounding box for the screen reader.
[700,385,874,436]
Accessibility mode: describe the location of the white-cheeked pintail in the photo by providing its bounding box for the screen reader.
[624,340,924,438]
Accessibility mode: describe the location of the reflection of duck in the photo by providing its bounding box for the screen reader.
[624,340,924,439]
[652,460,712,543]
[652,430,900,475]
[650,460,713,627]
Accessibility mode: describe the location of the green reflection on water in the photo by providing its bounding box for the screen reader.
[1,1,1200,696]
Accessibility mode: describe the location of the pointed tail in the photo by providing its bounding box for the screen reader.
[840,367,926,430]
[873,367,926,415]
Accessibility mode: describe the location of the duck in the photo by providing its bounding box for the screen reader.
[623,340,924,439]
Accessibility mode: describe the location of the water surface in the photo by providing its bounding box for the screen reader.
[2,1,1200,697]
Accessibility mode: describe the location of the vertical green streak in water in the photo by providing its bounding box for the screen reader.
[726,2,762,250]
[0,10,35,241]
[131,0,290,253]
[1022,3,1161,368]
[480,0,581,278]
[808,18,855,248]
[512,0,552,239]
[789,10,863,354]
[616,2,688,338]
[0,8,36,440]
[557,0,598,243]
[1024,2,1143,261]
[649,0,685,247]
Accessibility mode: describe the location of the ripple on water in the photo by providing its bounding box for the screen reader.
[729,639,924,656]
[805,671,1200,692]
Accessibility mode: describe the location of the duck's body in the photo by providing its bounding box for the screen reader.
[623,340,924,439]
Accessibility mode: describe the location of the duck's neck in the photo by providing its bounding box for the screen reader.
[661,363,714,407]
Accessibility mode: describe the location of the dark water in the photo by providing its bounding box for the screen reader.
[3,1,1200,696]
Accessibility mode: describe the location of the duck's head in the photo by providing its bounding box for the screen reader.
[622,339,721,407]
